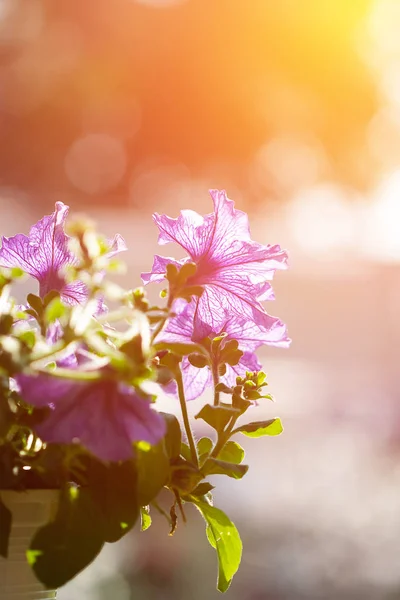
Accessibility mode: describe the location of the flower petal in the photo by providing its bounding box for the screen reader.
[0,202,73,292]
[61,280,88,305]
[107,234,127,258]
[141,255,187,285]
[17,374,166,462]
[164,358,212,402]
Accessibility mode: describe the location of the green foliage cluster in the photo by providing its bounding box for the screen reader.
[0,226,283,592]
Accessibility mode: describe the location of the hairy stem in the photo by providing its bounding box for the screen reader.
[176,368,199,468]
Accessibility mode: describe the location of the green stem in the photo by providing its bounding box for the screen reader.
[150,294,174,343]
[151,500,172,525]
[175,368,198,468]
[30,340,69,364]
[151,315,168,343]
[211,416,238,459]
[212,362,220,407]
[36,367,103,381]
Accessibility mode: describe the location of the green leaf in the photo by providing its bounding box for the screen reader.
[190,482,215,497]
[0,497,11,558]
[155,341,207,357]
[28,486,105,588]
[166,263,179,283]
[197,437,213,460]
[176,261,197,284]
[0,314,13,335]
[85,458,139,542]
[27,293,43,315]
[195,404,241,433]
[18,330,36,349]
[202,458,249,480]
[217,441,244,464]
[233,417,283,438]
[180,442,191,461]
[256,371,267,386]
[193,500,242,592]
[245,390,273,401]
[188,353,209,368]
[140,506,152,531]
[177,285,204,301]
[137,442,170,506]
[215,383,233,394]
[161,413,182,460]
[206,524,217,548]
[120,334,147,365]
[43,290,61,307]
[221,350,243,367]
[170,461,203,494]
[44,297,66,324]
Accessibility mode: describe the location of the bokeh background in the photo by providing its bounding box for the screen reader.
[1,1,400,598]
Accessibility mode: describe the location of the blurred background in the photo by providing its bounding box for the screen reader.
[1,0,400,598]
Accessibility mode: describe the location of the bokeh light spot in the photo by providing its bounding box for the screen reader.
[65,134,127,195]
[253,136,327,194]
[0,0,43,46]
[287,185,356,256]
[361,170,400,262]
[129,160,191,211]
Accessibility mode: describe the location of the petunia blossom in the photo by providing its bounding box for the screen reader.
[0,202,126,305]
[142,189,288,340]
[16,369,166,462]
[158,299,290,401]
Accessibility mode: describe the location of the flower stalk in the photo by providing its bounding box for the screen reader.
[175,367,199,468]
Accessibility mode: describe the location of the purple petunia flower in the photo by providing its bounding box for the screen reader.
[158,299,290,401]
[0,202,126,305]
[142,190,288,340]
[16,369,166,462]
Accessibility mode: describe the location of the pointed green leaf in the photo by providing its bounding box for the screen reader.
[27,293,43,315]
[217,441,244,464]
[180,442,191,462]
[161,413,182,460]
[233,417,283,437]
[28,487,104,588]
[43,290,61,307]
[44,297,66,324]
[190,482,215,497]
[202,458,248,480]
[170,461,203,494]
[193,500,242,592]
[84,458,139,542]
[195,404,241,433]
[197,437,213,459]
[137,442,170,506]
